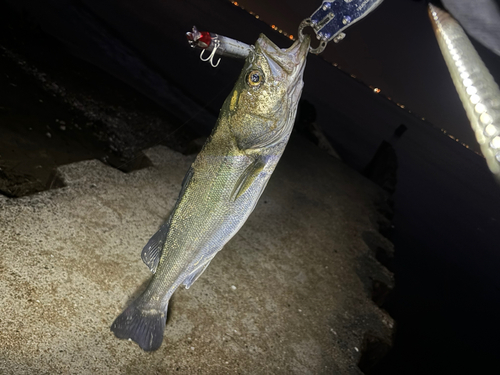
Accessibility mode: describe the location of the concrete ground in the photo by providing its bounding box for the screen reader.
[0,134,394,374]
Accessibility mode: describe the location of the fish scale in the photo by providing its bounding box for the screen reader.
[111,33,310,351]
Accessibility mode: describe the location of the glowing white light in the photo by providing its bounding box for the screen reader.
[463,78,473,87]
[455,60,463,67]
[460,71,469,79]
[458,66,466,73]
[470,95,480,104]
[466,86,477,95]
[475,103,486,114]
[452,54,460,61]
[491,136,500,149]
[485,124,497,136]
[481,112,493,125]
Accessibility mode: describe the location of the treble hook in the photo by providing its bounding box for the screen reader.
[187,26,251,66]
[200,39,221,68]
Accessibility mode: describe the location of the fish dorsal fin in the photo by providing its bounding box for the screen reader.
[141,167,195,273]
[230,158,266,201]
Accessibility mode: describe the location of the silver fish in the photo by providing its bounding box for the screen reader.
[111,33,310,351]
[429,4,500,179]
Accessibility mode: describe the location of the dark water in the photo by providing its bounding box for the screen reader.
[2,0,500,373]
[373,116,500,374]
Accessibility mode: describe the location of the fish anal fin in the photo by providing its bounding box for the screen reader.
[231,159,266,202]
[183,260,212,289]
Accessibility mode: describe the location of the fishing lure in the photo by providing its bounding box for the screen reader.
[186,26,252,67]
[188,0,384,67]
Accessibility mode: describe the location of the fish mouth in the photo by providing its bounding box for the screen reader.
[255,34,310,75]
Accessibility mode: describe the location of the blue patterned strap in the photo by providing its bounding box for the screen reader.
[300,0,384,54]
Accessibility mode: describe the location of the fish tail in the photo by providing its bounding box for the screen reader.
[110,298,168,351]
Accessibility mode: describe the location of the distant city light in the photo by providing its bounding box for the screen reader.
[373,88,381,93]
[289,35,294,40]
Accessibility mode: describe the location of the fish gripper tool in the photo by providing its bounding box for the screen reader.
[299,0,384,54]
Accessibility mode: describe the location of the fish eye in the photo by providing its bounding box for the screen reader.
[247,70,264,87]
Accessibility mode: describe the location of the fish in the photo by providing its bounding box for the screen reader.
[429,4,500,180]
[110,33,310,351]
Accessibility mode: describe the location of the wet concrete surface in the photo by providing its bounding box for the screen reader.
[0,136,394,374]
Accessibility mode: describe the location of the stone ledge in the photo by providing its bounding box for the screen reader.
[0,135,394,374]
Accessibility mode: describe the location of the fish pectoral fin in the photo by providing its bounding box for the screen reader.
[230,159,266,202]
[183,259,213,289]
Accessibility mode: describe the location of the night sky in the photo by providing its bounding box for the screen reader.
[236,0,500,153]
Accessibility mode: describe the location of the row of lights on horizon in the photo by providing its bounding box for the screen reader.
[231,1,295,40]
[229,0,477,153]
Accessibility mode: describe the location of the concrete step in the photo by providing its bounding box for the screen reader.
[0,135,393,374]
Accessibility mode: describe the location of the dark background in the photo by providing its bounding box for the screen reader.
[1,0,500,373]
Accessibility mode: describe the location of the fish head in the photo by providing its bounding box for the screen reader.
[226,34,310,150]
